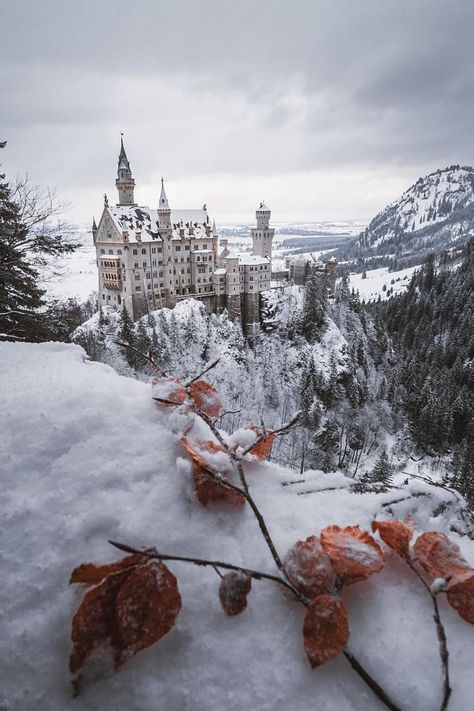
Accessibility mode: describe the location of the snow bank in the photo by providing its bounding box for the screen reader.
[1,342,473,710]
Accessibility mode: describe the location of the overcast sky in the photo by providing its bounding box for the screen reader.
[1,0,473,225]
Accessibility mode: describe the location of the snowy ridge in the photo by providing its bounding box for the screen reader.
[357,165,474,253]
[1,342,474,710]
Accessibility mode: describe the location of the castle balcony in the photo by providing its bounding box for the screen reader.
[99,256,123,290]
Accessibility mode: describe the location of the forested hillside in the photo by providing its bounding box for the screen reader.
[374,241,474,500]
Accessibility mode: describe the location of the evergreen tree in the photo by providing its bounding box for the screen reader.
[359,451,394,491]
[301,267,327,343]
[0,141,79,341]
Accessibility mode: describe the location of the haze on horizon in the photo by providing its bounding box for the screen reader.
[1,0,473,225]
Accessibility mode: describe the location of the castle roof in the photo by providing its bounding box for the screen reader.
[106,204,210,242]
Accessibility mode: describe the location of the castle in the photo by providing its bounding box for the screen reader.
[92,138,273,327]
[92,139,336,326]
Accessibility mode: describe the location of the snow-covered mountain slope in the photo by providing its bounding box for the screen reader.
[354,165,474,257]
[2,341,474,711]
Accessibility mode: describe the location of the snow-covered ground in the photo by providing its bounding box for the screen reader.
[1,341,474,711]
[349,266,419,302]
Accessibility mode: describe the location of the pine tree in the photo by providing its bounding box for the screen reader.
[366,451,394,490]
[118,305,137,367]
[301,267,327,343]
[0,141,79,341]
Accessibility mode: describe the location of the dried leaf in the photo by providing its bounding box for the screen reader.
[446,572,474,624]
[189,380,222,417]
[371,519,413,559]
[284,536,336,598]
[115,561,181,665]
[70,555,143,586]
[248,430,276,460]
[192,461,245,508]
[218,571,252,615]
[413,531,470,581]
[152,376,187,406]
[181,437,245,508]
[70,558,181,692]
[70,568,132,683]
[303,594,349,667]
[320,525,384,585]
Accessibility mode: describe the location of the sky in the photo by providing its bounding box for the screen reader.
[1,0,474,225]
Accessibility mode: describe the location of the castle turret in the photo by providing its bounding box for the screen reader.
[115,135,136,205]
[92,217,98,243]
[251,201,274,259]
[157,177,171,229]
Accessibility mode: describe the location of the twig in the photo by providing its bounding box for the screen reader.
[108,540,302,599]
[405,559,451,711]
[343,650,402,711]
[116,340,166,376]
[212,409,242,424]
[186,358,220,386]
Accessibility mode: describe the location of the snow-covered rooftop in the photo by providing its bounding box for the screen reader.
[105,205,210,243]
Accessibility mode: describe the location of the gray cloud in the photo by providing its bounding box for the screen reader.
[1,0,473,221]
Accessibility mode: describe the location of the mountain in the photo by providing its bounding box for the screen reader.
[343,165,474,267]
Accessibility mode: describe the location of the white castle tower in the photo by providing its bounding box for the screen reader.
[115,135,136,205]
[251,202,274,259]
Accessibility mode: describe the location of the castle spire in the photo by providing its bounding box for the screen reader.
[157,176,171,230]
[115,133,136,205]
[158,176,170,211]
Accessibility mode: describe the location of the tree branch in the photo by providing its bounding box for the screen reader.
[108,540,301,599]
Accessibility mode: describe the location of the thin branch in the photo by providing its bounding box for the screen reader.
[405,558,451,711]
[212,409,242,424]
[186,359,220,386]
[108,540,301,599]
[343,650,402,711]
[116,340,166,376]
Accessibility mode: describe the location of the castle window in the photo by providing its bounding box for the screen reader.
[141,248,146,254]
[100,249,105,254]
[160,282,164,287]
[133,249,138,255]
[152,259,157,266]
[102,294,105,300]
[117,249,122,255]
[152,248,156,253]
[143,261,147,267]
[153,271,157,278]
[135,275,140,281]
[185,245,190,251]
[135,286,141,291]
[108,249,113,255]
[159,271,163,277]
[146,272,150,279]
[203,244,207,249]
[175,245,181,251]
[181,268,185,274]
[134,262,138,268]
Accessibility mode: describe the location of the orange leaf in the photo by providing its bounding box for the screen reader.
[152,376,187,406]
[320,525,384,585]
[70,559,181,692]
[371,519,413,559]
[218,571,252,615]
[303,594,349,667]
[189,380,222,417]
[248,430,276,460]
[446,572,474,624]
[284,536,336,598]
[115,561,181,666]
[70,568,132,687]
[192,461,245,508]
[181,437,245,508]
[413,532,470,581]
[69,555,143,586]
